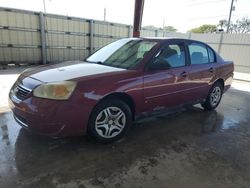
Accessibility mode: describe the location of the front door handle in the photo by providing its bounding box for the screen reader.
[209,67,214,73]
[180,71,188,77]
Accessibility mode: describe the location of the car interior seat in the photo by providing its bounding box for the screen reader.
[191,52,204,64]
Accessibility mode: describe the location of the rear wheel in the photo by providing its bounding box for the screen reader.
[202,82,223,110]
[88,99,132,143]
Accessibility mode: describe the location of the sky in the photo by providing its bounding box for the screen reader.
[0,0,250,32]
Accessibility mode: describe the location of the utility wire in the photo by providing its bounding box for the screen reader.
[190,13,250,21]
[191,15,228,20]
[186,0,226,6]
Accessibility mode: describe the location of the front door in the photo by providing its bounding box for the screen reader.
[143,41,191,112]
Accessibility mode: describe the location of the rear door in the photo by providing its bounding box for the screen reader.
[186,42,217,100]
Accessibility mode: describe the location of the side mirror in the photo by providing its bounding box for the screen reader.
[147,58,170,70]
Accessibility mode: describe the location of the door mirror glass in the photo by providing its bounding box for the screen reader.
[148,58,171,70]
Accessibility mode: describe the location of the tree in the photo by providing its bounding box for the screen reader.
[218,17,250,33]
[142,25,158,30]
[190,24,217,33]
[142,25,177,32]
[230,17,250,33]
[218,19,228,30]
[162,26,177,32]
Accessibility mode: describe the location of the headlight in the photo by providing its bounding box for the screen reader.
[33,81,76,100]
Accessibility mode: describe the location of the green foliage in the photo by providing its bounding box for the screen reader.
[217,17,250,33]
[142,25,158,30]
[229,17,250,33]
[162,26,177,32]
[142,25,177,32]
[218,19,227,29]
[190,24,217,33]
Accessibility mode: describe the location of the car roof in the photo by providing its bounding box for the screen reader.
[140,37,191,42]
[128,37,183,40]
[143,37,180,40]
[123,37,213,51]
[132,37,210,46]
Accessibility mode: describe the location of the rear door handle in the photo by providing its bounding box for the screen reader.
[209,67,214,73]
[180,71,188,77]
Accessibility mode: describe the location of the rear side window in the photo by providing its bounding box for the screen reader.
[188,43,209,64]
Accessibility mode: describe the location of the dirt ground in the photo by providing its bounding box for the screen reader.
[0,69,250,188]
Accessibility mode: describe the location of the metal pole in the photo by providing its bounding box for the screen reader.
[188,32,192,39]
[226,0,234,33]
[132,0,145,37]
[104,8,106,21]
[155,29,158,37]
[218,33,224,54]
[162,18,165,37]
[89,20,94,54]
[39,12,47,64]
[128,25,132,37]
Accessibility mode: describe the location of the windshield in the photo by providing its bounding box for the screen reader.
[86,38,157,69]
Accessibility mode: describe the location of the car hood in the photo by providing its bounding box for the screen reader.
[21,61,126,83]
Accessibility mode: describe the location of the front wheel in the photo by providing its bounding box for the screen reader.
[202,82,223,110]
[88,99,132,143]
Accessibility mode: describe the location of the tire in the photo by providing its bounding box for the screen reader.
[202,82,223,110]
[87,99,132,143]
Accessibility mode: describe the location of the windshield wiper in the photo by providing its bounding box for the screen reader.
[86,60,123,68]
[95,61,104,65]
[84,60,103,64]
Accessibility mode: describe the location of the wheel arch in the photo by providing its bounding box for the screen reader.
[93,92,136,120]
[214,78,225,91]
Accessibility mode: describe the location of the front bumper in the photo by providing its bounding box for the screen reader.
[9,93,90,137]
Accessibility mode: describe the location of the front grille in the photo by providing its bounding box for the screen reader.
[13,84,31,101]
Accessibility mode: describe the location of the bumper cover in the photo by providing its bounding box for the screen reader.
[9,95,89,137]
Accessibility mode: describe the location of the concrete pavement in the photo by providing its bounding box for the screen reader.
[0,88,250,187]
[0,69,250,187]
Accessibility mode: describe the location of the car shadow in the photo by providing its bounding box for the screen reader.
[14,105,225,183]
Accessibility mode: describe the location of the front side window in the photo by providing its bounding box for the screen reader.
[87,39,157,69]
[188,43,209,65]
[149,43,186,70]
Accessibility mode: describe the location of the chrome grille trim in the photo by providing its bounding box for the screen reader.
[14,114,28,128]
[17,84,32,92]
[13,84,32,101]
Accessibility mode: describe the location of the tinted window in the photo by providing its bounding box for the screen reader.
[207,47,215,63]
[188,43,209,64]
[137,42,156,59]
[150,43,186,69]
[87,39,157,69]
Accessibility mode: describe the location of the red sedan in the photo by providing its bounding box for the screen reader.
[9,38,234,142]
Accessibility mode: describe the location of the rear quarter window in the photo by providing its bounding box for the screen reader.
[207,47,215,63]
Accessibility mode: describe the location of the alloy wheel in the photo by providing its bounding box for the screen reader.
[95,107,126,138]
[210,86,221,107]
